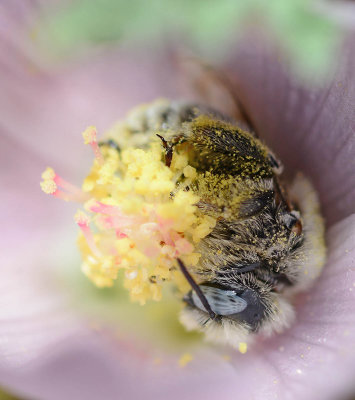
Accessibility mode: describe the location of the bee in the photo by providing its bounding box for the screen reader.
[104,98,326,348]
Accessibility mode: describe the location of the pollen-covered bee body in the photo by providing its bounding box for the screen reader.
[183,116,274,179]
[105,99,326,348]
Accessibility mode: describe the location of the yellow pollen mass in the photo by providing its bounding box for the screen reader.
[40,179,57,194]
[41,167,56,180]
[66,119,217,304]
[183,165,197,179]
[238,342,248,354]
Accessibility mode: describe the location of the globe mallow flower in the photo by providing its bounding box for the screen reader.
[40,122,216,303]
[1,2,355,400]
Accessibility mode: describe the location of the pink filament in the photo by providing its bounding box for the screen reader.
[54,175,83,195]
[88,202,123,216]
[90,142,104,165]
[77,222,101,257]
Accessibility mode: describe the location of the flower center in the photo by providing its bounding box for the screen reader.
[41,124,216,305]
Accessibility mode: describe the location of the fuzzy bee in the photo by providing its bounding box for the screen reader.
[104,98,326,348]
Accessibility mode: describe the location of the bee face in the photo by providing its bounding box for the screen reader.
[184,283,266,331]
[109,99,326,348]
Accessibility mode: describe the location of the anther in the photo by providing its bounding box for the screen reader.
[40,167,89,202]
[82,126,104,165]
[40,179,57,195]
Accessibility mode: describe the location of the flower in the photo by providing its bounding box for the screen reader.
[40,130,214,301]
[1,2,354,400]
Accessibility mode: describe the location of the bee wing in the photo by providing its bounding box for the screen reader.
[192,286,247,316]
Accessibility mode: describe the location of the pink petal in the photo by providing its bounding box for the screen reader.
[1,2,355,400]
[0,215,354,400]
[226,34,355,226]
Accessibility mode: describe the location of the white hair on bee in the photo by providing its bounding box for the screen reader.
[257,293,295,337]
[180,292,295,348]
[180,307,250,348]
[180,284,295,348]
[286,173,326,293]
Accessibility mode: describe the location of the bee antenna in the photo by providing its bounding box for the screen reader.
[177,258,216,320]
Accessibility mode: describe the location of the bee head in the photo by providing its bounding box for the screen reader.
[181,280,295,348]
[184,283,266,331]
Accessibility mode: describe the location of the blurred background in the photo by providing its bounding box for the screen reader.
[0,0,354,399]
[24,0,352,78]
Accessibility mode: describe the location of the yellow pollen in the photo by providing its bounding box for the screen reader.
[74,210,90,226]
[183,165,197,179]
[41,167,56,180]
[40,179,57,194]
[238,342,248,354]
[178,353,193,367]
[41,103,218,306]
[72,138,216,303]
[82,125,98,144]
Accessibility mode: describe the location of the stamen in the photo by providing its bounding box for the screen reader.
[87,200,121,215]
[42,167,82,193]
[40,167,89,202]
[55,175,83,194]
[82,126,104,165]
[74,210,101,257]
[40,179,71,201]
[41,116,217,304]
